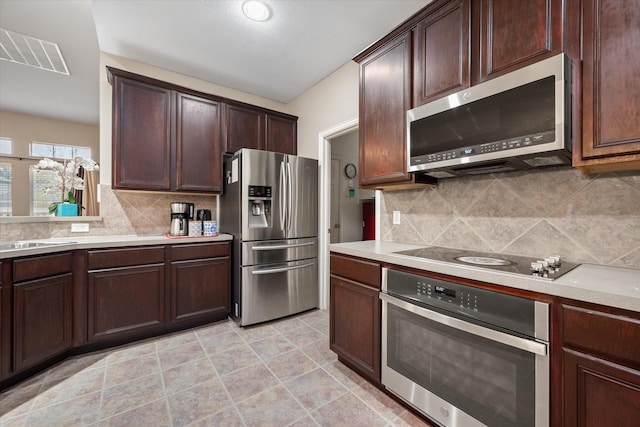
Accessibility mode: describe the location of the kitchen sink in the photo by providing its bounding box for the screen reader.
[0,241,75,251]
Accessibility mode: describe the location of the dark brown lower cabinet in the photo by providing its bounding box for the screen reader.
[13,273,73,371]
[171,258,228,322]
[0,243,233,391]
[562,303,640,426]
[170,242,231,324]
[563,348,640,426]
[329,253,381,384]
[87,264,165,342]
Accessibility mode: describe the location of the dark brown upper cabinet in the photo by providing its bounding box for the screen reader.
[109,67,223,193]
[265,113,297,155]
[110,75,173,191]
[356,32,436,190]
[355,0,566,189]
[475,0,563,83]
[224,101,297,155]
[357,32,413,188]
[574,0,640,173]
[413,0,471,107]
[224,102,265,154]
[175,92,223,192]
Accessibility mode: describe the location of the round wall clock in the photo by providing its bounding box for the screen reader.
[344,163,357,179]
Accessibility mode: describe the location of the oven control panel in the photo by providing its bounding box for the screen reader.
[385,268,537,337]
[416,280,479,312]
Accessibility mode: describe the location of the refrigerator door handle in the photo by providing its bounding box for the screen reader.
[286,159,293,232]
[279,161,286,231]
[250,262,315,275]
[251,242,315,251]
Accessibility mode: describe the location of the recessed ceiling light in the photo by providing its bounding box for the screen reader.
[242,0,271,22]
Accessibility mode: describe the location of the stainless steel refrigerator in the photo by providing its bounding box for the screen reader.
[219,149,318,326]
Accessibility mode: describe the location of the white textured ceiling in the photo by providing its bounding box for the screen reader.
[1,0,429,125]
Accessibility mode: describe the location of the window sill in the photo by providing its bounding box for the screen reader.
[0,216,103,224]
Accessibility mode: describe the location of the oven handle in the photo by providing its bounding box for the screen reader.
[380,293,547,356]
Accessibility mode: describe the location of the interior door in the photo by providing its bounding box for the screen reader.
[330,158,341,243]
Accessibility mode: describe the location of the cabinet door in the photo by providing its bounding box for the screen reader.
[265,114,297,155]
[87,265,165,342]
[330,275,381,383]
[413,0,470,107]
[563,348,640,426]
[476,0,562,83]
[359,32,413,187]
[170,257,230,324]
[13,274,73,371]
[175,92,223,192]
[225,103,265,154]
[112,76,172,191]
[580,0,640,162]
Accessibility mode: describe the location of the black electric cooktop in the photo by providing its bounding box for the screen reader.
[394,246,580,280]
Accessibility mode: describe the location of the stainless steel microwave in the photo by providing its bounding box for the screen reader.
[407,54,571,178]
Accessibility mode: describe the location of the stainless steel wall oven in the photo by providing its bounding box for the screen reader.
[381,268,549,427]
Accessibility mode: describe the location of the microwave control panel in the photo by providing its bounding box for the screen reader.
[414,130,556,165]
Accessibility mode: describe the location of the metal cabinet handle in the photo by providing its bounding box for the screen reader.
[251,262,315,275]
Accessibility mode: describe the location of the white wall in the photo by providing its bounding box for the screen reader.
[287,61,360,159]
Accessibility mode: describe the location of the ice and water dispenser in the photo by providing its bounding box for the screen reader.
[248,185,271,228]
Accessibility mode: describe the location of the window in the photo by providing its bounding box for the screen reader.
[0,137,11,155]
[30,141,92,160]
[27,141,94,216]
[30,167,60,216]
[0,163,11,216]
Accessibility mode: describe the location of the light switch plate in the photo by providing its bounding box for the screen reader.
[71,223,90,233]
[392,211,401,225]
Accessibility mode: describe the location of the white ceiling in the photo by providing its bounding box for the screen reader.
[1,0,429,125]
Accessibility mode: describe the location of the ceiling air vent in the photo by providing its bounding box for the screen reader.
[0,28,70,75]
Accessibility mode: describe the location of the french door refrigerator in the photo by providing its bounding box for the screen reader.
[220,149,318,326]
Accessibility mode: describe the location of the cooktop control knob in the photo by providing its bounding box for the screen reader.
[530,261,545,275]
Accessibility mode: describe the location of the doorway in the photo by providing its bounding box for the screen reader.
[317,118,379,309]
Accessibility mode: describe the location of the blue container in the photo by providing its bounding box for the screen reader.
[56,203,78,216]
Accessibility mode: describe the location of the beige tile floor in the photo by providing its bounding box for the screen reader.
[0,309,430,426]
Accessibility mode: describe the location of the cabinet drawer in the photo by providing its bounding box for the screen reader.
[13,253,72,282]
[171,242,230,261]
[88,246,165,270]
[330,254,380,289]
[563,305,640,366]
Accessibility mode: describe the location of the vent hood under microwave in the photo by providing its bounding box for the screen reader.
[407,54,572,179]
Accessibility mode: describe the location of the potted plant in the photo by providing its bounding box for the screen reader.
[32,157,100,216]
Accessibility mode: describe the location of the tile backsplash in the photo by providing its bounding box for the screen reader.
[1,185,217,241]
[380,167,640,269]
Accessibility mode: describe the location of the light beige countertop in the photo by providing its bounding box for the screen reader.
[330,240,640,313]
[0,234,233,259]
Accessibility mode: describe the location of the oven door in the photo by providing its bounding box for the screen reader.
[380,293,549,427]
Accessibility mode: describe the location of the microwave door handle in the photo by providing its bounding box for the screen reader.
[380,293,547,356]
